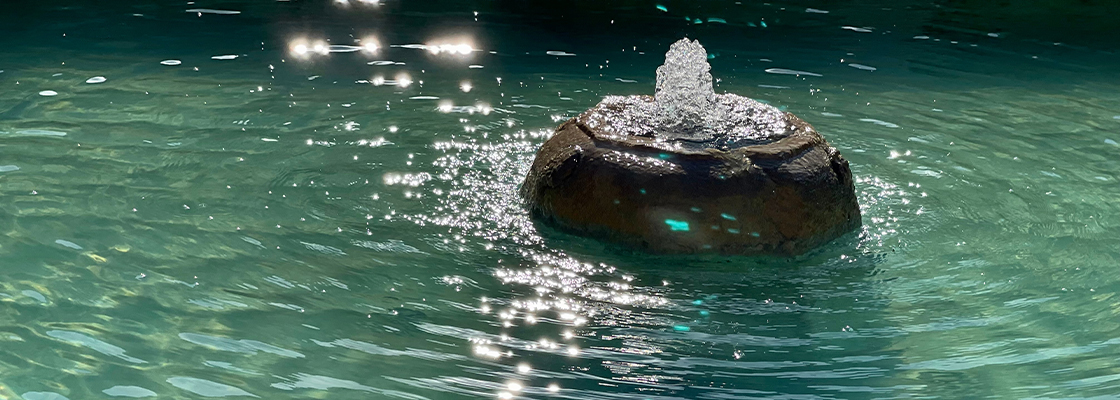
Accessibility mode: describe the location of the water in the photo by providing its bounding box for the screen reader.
[2,1,1120,399]
[651,38,719,140]
[586,39,791,149]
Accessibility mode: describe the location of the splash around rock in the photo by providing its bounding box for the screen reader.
[520,39,861,255]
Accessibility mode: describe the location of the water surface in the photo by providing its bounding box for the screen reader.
[2,1,1120,399]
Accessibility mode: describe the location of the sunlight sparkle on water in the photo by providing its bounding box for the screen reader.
[396,73,412,88]
[427,43,475,55]
[360,37,380,53]
[289,39,329,58]
[438,101,454,113]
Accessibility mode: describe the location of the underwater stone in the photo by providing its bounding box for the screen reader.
[521,39,860,255]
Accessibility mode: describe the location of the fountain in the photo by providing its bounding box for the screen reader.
[521,39,861,255]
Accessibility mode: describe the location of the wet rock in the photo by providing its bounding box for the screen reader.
[520,96,860,255]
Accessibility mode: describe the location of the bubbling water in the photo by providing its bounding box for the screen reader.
[585,38,791,149]
[654,38,717,136]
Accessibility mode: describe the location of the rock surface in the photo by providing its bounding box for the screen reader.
[520,96,861,255]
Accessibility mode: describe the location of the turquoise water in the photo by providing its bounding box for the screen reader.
[3,1,1120,399]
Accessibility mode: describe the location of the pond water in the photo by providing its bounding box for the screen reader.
[2,1,1120,399]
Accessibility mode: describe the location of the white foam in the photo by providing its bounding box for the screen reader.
[805,8,829,13]
[211,55,238,60]
[85,76,107,84]
[841,26,873,33]
[848,63,877,71]
[546,51,576,56]
[0,165,18,172]
[39,90,58,96]
[160,60,182,66]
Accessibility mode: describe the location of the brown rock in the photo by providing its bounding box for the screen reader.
[520,97,861,255]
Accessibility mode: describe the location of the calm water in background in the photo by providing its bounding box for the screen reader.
[3,1,1120,399]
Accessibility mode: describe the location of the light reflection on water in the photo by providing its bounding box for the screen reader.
[1,0,1120,399]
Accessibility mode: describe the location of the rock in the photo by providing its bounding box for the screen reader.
[520,96,860,255]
